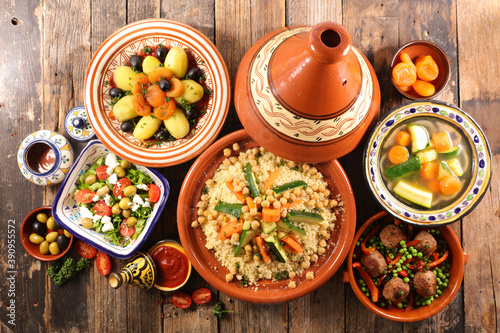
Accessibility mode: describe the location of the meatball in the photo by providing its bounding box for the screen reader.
[413,231,437,256]
[413,270,437,297]
[379,224,407,249]
[382,277,410,304]
[360,250,388,278]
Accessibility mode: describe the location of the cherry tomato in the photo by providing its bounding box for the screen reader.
[75,189,95,204]
[113,178,132,197]
[96,165,109,180]
[96,252,111,276]
[120,220,136,237]
[75,239,97,259]
[172,291,192,309]
[93,200,112,216]
[192,288,212,304]
[148,184,161,203]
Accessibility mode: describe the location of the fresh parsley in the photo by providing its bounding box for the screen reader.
[212,302,233,319]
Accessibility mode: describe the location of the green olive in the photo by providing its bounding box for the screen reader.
[111,203,122,215]
[29,233,44,244]
[122,209,132,218]
[96,186,110,197]
[45,231,58,243]
[63,230,72,238]
[119,197,132,210]
[49,242,60,255]
[36,213,48,223]
[46,217,57,230]
[114,166,126,178]
[123,185,137,197]
[85,174,97,185]
[81,218,93,229]
[39,241,50,254]
[126,217,138,226]
[120,160,132,169]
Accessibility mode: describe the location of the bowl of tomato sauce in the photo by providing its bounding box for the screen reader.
[148,240,191,291]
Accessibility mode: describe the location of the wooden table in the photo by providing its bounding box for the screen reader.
[2,0,498,332]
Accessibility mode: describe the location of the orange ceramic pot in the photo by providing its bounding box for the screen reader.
[235,22,381,163]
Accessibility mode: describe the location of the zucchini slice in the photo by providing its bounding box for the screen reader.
[244,163,261,198]
[260,221,277,234]
[448,159,464,177]
[416,148,437,164]
[272,180,307,195]
[393,181,433,208]
[384,156,422,180]
[242,219,252,231]
[408,124,430,153]
[277,220,306,237]
[264,232,288,263]
[439,146,461,159]
[287,210,323,224]
[234,230,256,256]
[214,202,244,218]
[438,161,453,180]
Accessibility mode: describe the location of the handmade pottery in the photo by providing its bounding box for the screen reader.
[109,251,157,290]
[147,240,192,291]
[64,105,95,141]
[17,130,74,186]
[234,22,381,163]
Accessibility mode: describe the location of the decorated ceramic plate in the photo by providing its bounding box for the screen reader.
[85,19,230,167]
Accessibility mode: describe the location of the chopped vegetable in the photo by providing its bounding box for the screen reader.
[226,181,246,204]
[212,301,233,318]
[218,219,244,240]
[262,169,280,192]
[352,262,379,302]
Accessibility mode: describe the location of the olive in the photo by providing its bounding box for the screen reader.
[56,234,70,251]
[129,55,143,70]
[119,197,132,210]
[64,230,72,238]
[31,221,47,236]
[121,121,134,133]
[123,185,137,197]
[112,203,122,215]
[81,218,93,229]
[29,233,45,245]
[85,174,97,185]
[187,67,202,81]
[114,166,126,178]
[109,87,124,99]
[156,47,168,63]
[122,209,132,218]
[96,186,110,197]
[45,231,59,243]
[126,217,138,227]
[46,217,58,230]
[36,213,48,223]
[49,242,60,255]
[185,107,198,120]
[39,241,50,255]
[120,160,132,169]
[155,130,169,141]
[159,79,172,92]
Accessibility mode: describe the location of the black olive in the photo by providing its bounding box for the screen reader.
[56,234,70,251]
[187,67,202,81]
[159,79,172,92]
[185,107,198,120]
[109,87,124,99]
[121,121,134,132]
[155,130,169,141]
[129,55,143,70]
[156,47,167,63]
[31,221,47,237]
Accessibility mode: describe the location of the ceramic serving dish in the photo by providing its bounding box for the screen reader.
[21,207,74,261]
[147,240,192,291]
[346,211,468,322]
[52,140,170,259]
[364,101,492,226]
[85,19,231,167]
[177,129,356,303]
[390,41,450,100]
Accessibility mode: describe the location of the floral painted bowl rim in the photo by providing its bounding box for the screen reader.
[84,18,231,167]
[52,140,170,259]
[363,100,492,226]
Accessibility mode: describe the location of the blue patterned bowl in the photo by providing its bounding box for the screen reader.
[364,101,492,226]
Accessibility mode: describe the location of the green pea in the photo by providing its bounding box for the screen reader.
[418,252,423,258]
[407,254,413,260]
[380,303,386,307]
[36,213,48,223]
[426,300,431,305]
[399,249,405,253]
[388,264,393,269]
[389,253,394,259]
[397,303,403,309]
[361,287,366,292]
[403,277,410,283]
[352,254,357,259]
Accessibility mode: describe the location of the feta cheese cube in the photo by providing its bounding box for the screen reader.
[136,183,149,191]
[132,194,144,205]
[143,201,151,208]
[92,195,100,202]
[79,206,94,219]
[101,216,111,224]
[108,173,118,185]
[92,215,102,223]
[104,194,112,207]
[105,153,120,175]
[131,203,140,212]
[102,221,114,232]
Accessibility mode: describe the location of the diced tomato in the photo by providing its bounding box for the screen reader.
[172,292,192,309]
[96,165,109,180]
[148,184,161,203]
[93,200,112,216]
[96,252,111,276]
[192,288,211,304]
[75,239,97,259]
[113,178,132,197]
[120,219,136,237]
[138,45,158,57]
[75,189,95,204]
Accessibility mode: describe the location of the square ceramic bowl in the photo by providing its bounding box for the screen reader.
[52,140,169,259]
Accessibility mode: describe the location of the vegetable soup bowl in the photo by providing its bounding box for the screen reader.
[177,129,357,303]
[52,140,169,259]
[364,101,492,226]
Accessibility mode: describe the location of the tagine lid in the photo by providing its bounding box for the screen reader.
[234,22,381,163]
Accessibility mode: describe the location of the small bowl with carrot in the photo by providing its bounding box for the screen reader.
[364,100,492,226]
[390,41,450,100]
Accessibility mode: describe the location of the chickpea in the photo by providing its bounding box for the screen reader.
[305,187,313,195]
[231,233,240,243]
[306,272,315,280]
[302,163,310,171]
[229,266,237,274]
[233,185,242,192]
[239,152,248,159]
[203,210,210,217]
[119,197,132,210]
[261,200,270,208]
[267,196,275,203]
[198,216,207,224]
[223,148,232,156]
[205,179,214,187]
[254,197,262,205]
[330,199,338,208]
[224,239,231,244]
[280,198,288,205]
[243,212,251,220]
[251,221,260,230]
[29,233,44,244]
[301,261,310,269]
[36,213,48,223]
[272,201,281,209]
[282,192,290,199]
[127,217,138,227]
[252,147,259,155]
[288,281,297,289]
[280,210,288,218]
[253,254,260,262]
[244,254,252,262]
[81,218,93,229]
[248,154,256,160]
[324,189,331,197]
[316,201,324,209]
[318,184,326,192]
[312,192,319,200]
[49,242,61,255]
[120,160,132,169]
[308,167,318,175]
[288,161,296,168]
[197,201,207,209]
[307,200,316,207]
[225,273,234,282]
[232,143,240,151]
[85,174,97,185]
[122,209,132,218]
[123,185,137,197]
[213,225,220,232]
[318,247,326,255]
[319,239,327,247]
[229,156,238,164]
[210,219,218,226]
[304,255,311,261]
[300,189,306,197]
[223,159,231,167]
[200,194,209,202]
[265,189,274,196]
[311,254,319,262]
[191,221,199,228]
[242,187,250,195]
[96,186,110,197]
[198,208,205,216]
[245,245,253,252]
[249,159,257,166]
[251,166,259,173]
[39,241,50,255]
[114,166,126,178]
[250,208,258,216]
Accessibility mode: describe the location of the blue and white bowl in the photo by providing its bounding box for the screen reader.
[52,140,170,259]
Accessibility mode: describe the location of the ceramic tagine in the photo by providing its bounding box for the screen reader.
[234,22,381,163]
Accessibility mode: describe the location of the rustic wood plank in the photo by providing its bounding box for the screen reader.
[285,0,342,25]
[128,0,160,22]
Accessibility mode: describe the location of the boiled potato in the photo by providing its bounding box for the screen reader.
[133,114,162,140]
[142,56,162,75]
[114,66,138,91]
[174,79,204,104]
[165,47,188,78]
[113,95,138,122]
[163,108,190,139]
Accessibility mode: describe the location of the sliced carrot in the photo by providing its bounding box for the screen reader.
[431,131,452,152]
[396,131,411,147]
[415,55,439,82]
[131,73,150,95]
[388,145,409,165]
[246,197,256,210]
[439,175,461,195]
[262,169,280,192]
[165,77,184,98]
[412,79,435,97]
[281,235,303,253]
[218,219,244,240]
[281,199,302,209]
[420,161,438,180]
[262,208,280,223]
[132,93,152,116]
[226,181,246,204]
[148,67,174,84]
[153,98,176,120]
[255,236,271,263]
[427,179,440,193]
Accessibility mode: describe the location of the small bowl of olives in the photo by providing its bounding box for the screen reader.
[20,207,73,261]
